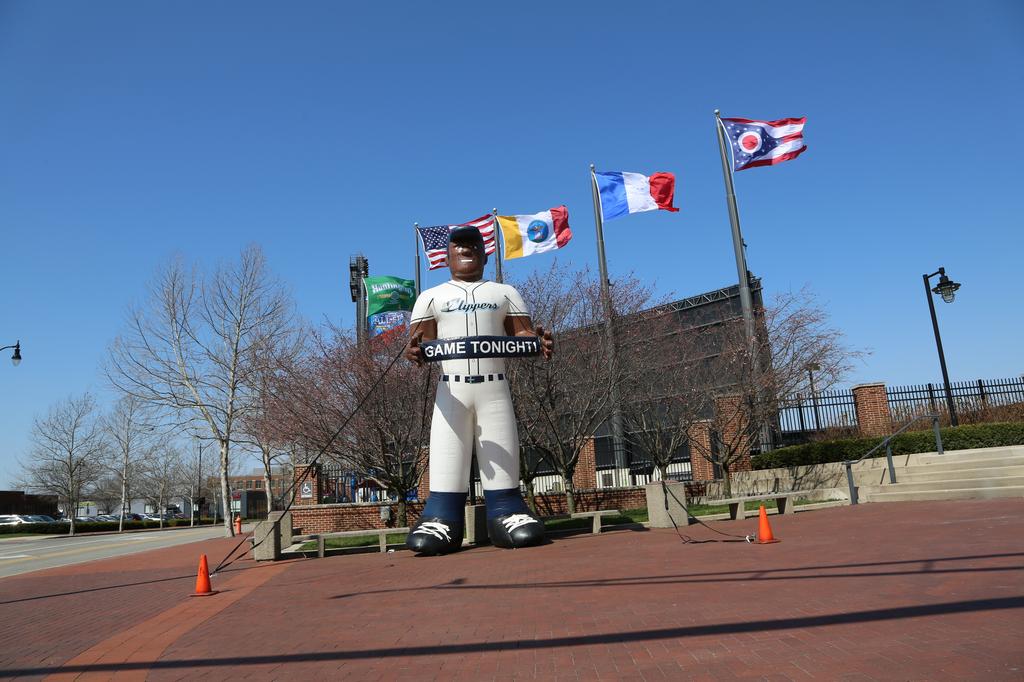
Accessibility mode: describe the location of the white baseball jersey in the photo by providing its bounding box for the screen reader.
[410,279,530,376]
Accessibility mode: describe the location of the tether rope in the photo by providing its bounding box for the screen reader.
[211,343,408,575]
[660,479,754,544]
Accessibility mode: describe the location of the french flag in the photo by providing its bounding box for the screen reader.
[594,170,679,221]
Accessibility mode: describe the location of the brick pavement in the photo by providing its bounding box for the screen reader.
[2,499,1023,681]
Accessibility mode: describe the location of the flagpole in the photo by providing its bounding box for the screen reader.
[716,110,773,453]
[590,165,613,316]
[589,164,628,484]
[714,110,756,348]
[492,208,503,283]
[413,222,422,296]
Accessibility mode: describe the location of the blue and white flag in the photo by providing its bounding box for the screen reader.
[594,171,679,221]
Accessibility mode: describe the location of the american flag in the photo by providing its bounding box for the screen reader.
[721,116,807,171]
[416,214,496,271]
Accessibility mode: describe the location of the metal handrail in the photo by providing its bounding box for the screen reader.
[844,414,943,505]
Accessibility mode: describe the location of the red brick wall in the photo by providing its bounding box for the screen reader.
[291,483,710,534]
[292,501,425,535]
[852,383,892,437]
[530,486,645,516]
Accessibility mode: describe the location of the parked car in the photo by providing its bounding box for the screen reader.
[0,515,25,525]
[33,515,57,523]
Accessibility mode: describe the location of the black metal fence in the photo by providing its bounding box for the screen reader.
[887,376,1024,422]
[776,388,857,434]
[776,375,1024,443]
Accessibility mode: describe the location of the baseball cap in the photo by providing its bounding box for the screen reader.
[448,225,484,243]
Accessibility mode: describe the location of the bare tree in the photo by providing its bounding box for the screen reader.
[182,438,218,525]
[517,445,552,515]
[668,288,865,495]
[20,394,107,535]
[139,446,185,528]
[91,476,123,515]
[108,245,296,536]
[617,311,708,483]
[102,395,156,531]
[507,263,658,514]
[238,324,306,517]
[262,326,432,526]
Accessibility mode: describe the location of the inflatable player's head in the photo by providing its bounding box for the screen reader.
[447,225,487,282]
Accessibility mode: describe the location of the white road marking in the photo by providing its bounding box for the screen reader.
[0,554,31,560]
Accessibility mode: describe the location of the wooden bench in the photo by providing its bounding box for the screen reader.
[295,527,411,557]
[710,493,795,520]
[570,510,620,534]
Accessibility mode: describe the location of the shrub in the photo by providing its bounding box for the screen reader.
[753,421,1024,470]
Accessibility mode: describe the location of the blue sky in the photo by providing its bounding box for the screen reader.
[1,1,1022,486]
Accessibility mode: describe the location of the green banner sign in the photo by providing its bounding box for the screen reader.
[363,275,416,318]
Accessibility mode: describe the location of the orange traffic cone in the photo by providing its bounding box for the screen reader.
[756,504,780,544]
[191,554,219,597]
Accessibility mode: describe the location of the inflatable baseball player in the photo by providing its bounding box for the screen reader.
[404,224,554,555]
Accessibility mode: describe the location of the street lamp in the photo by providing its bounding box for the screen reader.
[806,362,821,431]
[1,341,21,366]
[923,267,961,426]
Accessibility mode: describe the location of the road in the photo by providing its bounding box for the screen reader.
[0,525,237,578]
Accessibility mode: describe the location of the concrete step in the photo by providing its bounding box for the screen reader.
[859,476,1024,496]
[914,446,1024,464]
[856,456,1024,476]
[898,465,1024,483]
[866,485,1024,503]
[852,447,1024,471]
[911,455,1024,471]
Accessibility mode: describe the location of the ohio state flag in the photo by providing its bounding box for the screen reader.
[720,116,807,171]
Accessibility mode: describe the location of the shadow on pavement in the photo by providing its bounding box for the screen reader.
[324,550,1024,600]
[7,595,1024,676]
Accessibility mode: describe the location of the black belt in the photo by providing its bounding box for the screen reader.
[441,374,505,384]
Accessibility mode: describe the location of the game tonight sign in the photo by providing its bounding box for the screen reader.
[420,335,540,362]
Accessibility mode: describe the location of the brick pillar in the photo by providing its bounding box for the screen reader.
[687,421,716,482]
[572,439,597,490]
[852,383,892,437]
[715,394,752,474]
[416,455,431,500]
[293,464,321,506]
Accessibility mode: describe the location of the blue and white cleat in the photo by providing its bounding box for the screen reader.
[406,516,463,555]
[487,513,545,549]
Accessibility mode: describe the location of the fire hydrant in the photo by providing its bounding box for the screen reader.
[233,515,242,534]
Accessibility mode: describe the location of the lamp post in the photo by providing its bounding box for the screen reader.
[923,267,961,426]
[1,341,21,366]
[806,362,821,431]
[191,440,204,527]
